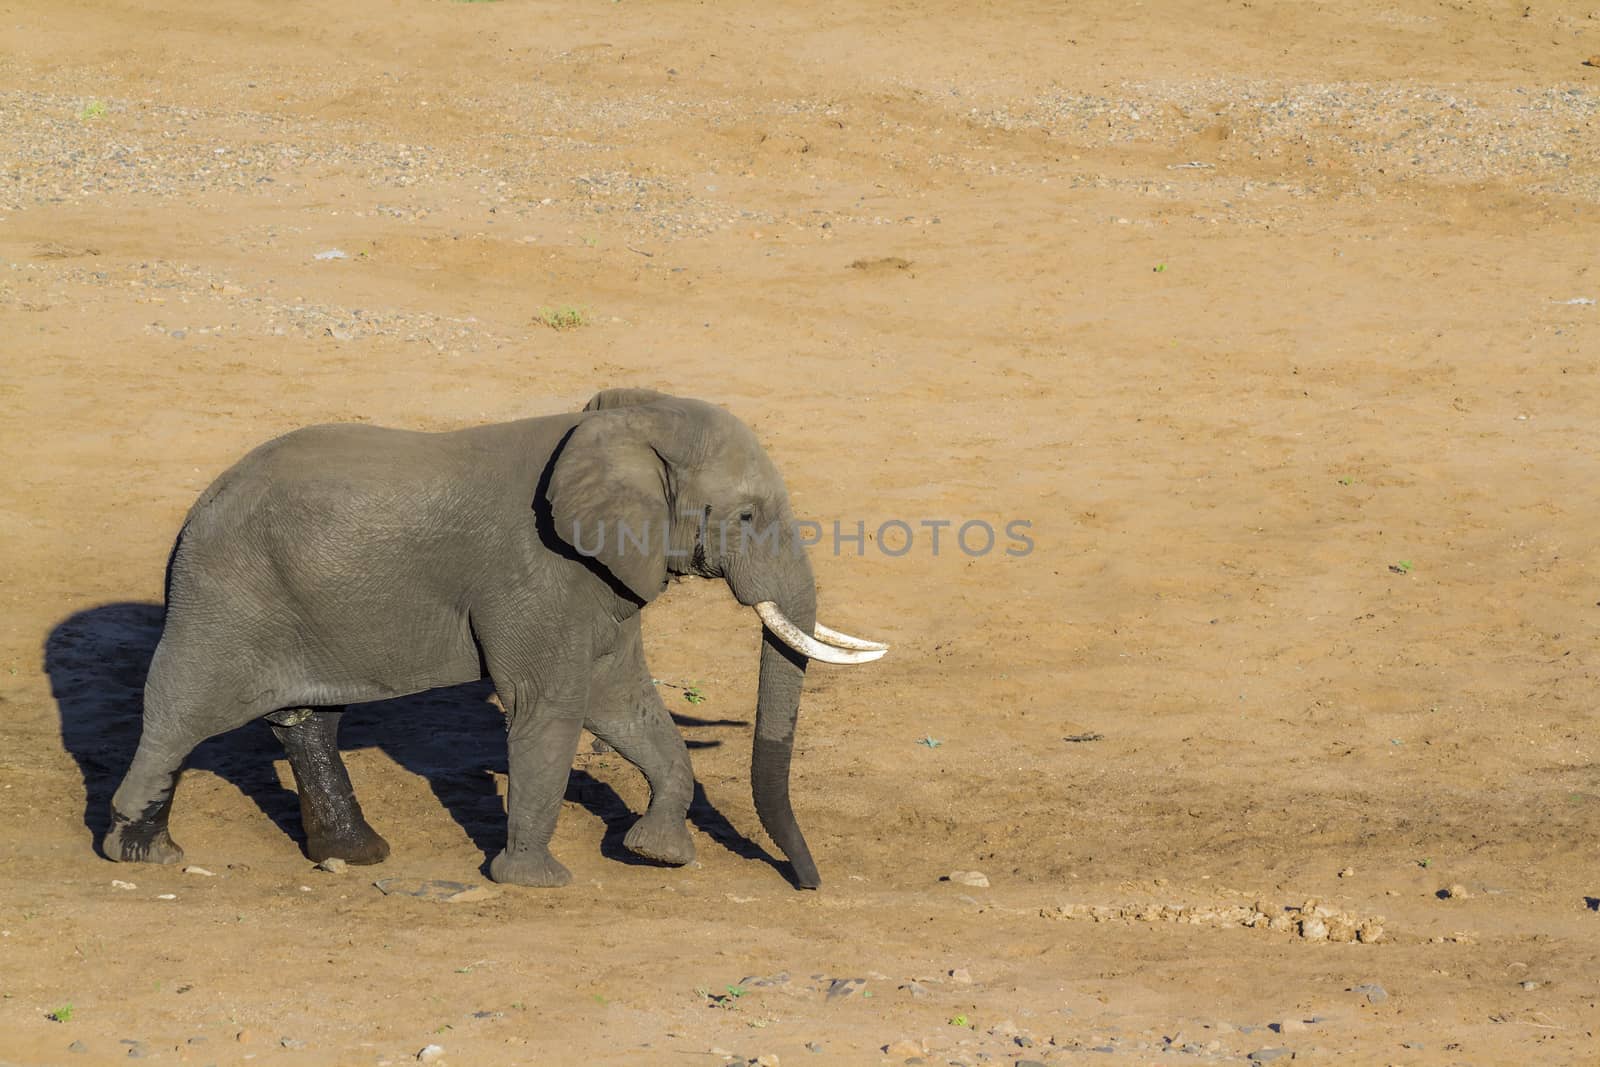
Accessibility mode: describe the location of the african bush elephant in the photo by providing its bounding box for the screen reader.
[105,388,887,889]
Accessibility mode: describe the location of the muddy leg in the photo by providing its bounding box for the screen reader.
[268,707,390,865]
[106,715,208,864]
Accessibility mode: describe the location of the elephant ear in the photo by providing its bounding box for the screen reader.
[582,387,676,412]
[546,412,671,604]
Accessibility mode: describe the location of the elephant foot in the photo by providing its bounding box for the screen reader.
[104,818,185,865]
[306,822,391,866]
[489,846,572,888]
[624,813,696,866]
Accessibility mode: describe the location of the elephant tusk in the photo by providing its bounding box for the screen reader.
[813,621,890,652]
[754,602,888,665]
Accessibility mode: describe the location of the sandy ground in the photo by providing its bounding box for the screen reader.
[2,1,1599,1064]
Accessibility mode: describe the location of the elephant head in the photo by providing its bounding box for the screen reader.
[543,387,887,887]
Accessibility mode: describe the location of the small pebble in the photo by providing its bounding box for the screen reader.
[1337,867,1354,878]
[884,1042,924,1059]
[1278,1018,1307,1034]
[235,1029,253,1044]
[900,981,930,998]
[754,1055,779,1067]
[1248,1050,1294,1063]
[182,866,216,877]
[945,870,990,888]
[156,893,177,901]
[281,1037,306,1049]
[417,1045,446,1064]
[825,977,866,1000]
[314,857,348,874]
[68,1040,88,1053]
[1521,980,1539,991]
[1442,884,1470,900]
[111,880,137,890]
[948,967,973,984]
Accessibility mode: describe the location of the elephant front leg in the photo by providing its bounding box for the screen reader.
[588,679,697,866]
[489,684,586,888]
[267,707,390,865]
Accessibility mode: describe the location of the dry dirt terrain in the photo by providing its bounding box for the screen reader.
[2,1,1599,1064]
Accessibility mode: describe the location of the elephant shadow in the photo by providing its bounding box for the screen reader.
[44,602,780,877]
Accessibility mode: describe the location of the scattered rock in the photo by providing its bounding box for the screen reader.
[375,878,498,904]
[1042,898,1384,941]
[1337,867,1354,878]
[884,1039,924,1058]
[1351,982,1388,1004]
[948,968,973,984]
[281,1037,306,1049]
[1248,1050,1294,1063]
[156,893,177,901]
[235,1029,253,1044]
[945,870,990,888]
[1521,980,1540,991]
[110,880,137,890]
[1441,884,1471,900]
[314,857,348,874]
[182,866,216,877]
[753,1055,779,1067]
[825,977,866,1001]
[417,1044,446,1063]
[68,1040,88,1053]
[738,972,790,988]
[804,1043,823,1054]
[1277,1019,1307,1034]
[1016,1061,1050,1067]
[900,981,930,998]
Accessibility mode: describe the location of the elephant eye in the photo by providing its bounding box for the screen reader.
[739,510,754,523]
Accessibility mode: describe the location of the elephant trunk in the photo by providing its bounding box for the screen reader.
[738,546,822,889]
[752,584,819,887]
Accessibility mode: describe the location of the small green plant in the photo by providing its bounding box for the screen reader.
[48,1004,73,1023]
[1153,263,1167,273]
[534,306,586,331]
[948,1014,968,1027]
[1418,858,1432,868]
[1337,477,1352,486]
[683,682,706,705]
[77,100,106,121]
[1389,560,1414,574]
[725,985,747,999]
[916,736,942,748]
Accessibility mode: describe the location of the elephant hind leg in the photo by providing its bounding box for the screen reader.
[105,691,229,865]
[268,707,390,865]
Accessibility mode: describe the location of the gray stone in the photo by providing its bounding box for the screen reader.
[825,977,865,1001]
[1351,982,1388,1004]
[417,1045,446,1064]
[1248,1051,1294,1063]
[68,1041,88,1054]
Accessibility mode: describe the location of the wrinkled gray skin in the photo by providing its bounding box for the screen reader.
[105,389,825,888]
